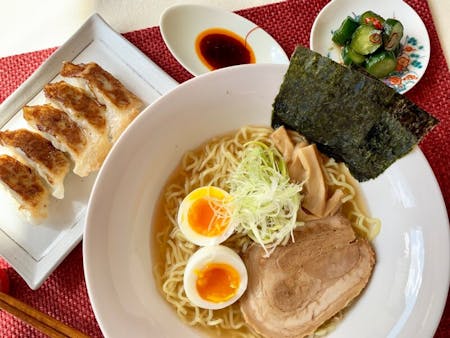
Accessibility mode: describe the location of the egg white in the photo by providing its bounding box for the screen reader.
[177,186,235,246]
[183,245,248,310]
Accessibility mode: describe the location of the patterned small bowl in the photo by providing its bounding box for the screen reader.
[310,0,430,94]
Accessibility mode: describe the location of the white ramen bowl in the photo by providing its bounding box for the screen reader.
[83,64,449,338]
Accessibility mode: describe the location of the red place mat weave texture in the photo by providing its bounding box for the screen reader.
[0,0,448,337]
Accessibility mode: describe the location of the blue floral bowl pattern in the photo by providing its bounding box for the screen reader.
[381,36,426,93]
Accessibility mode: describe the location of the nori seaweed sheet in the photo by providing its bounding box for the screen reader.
[272,46,438,181]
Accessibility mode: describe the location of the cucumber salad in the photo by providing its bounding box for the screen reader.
[332,11,404,78]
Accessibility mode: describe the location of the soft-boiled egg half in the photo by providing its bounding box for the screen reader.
[183,245,248,310]
[177,186,235,246]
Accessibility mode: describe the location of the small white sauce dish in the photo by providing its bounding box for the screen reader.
[160,4,289,76]
[310,0,430,93]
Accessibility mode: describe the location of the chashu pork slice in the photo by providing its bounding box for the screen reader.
[0,129,70,199]
[60,62,143,142]
[0,154,49,224]
[23,104,93,177]
[43,81,111,176]
[240,214,376,338]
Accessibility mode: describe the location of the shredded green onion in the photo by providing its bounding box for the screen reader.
[227,141,303,256]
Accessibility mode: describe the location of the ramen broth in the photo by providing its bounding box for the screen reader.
[151,126,379,338]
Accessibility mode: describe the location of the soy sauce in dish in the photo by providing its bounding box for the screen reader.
[195,28,256,70]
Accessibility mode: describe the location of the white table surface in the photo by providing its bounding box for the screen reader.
[0,0,448,67]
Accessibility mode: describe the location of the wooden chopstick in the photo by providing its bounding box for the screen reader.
[0,291,89,337]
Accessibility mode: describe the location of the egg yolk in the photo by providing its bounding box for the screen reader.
[196,263,240,303]
[188,197,229,236]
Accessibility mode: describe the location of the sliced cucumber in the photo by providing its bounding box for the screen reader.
[365,50,397,78]
[359,11,385,29]
[350,25,382,55]
[341,45,366,65]
[392,43,403,57]
[383,18,404,51]
[332,16,360,46]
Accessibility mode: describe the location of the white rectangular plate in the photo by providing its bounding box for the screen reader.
[0,13,178,289]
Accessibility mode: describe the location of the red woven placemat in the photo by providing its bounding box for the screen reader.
[0,0,448,337]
